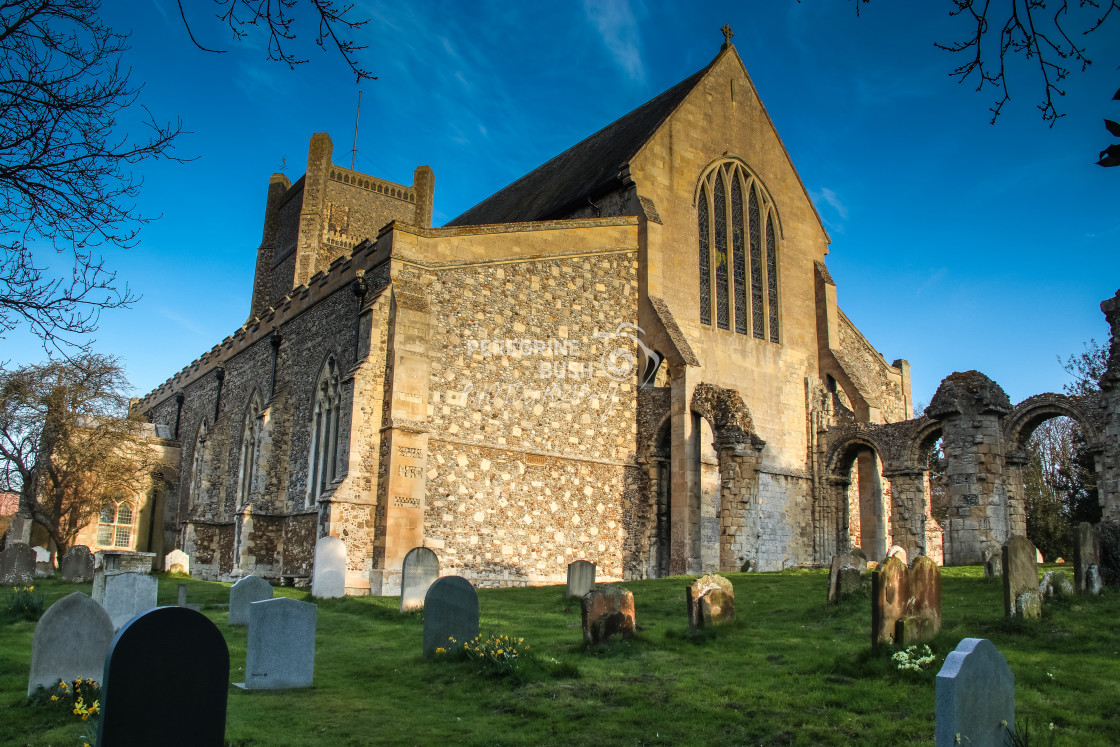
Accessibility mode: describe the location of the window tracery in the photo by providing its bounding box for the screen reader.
[308,356,342,506]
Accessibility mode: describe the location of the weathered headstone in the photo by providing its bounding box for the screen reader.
[581,586,636,645]
[0,541,35,585]
[27,592,114,695]
[687,574,735,630]
[1039,570,1073,598]
[935,638,1015,747]
[235,597,317,690]
[164,549,191,575]
[95,550,156,574]
[60,545,95,583]
[872,555,908,650]
[1086,564,1102,594]
[1002,536,1040,618]
[422,575,479,658]
[311,536,346,599]
[1072,522,1100,593]
[984,556,1002,579]
[96,573,159,630]
[98,606,229,746]
[566,559,596,598]
[400,547,440,612]
[827,552,867,604]
[228,575,273,626]
[895,556,942,645]
[886,545,908,565]
[32,546,53,578]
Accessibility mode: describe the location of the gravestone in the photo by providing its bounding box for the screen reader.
[1002,536,1040,618]
[400,547,440,612]
[581,586,636,645]
[228,575,273,626]
[164,549,191,575]
[311,536,346,599]
[886,545,907,564]
[871,556,908,650]
[60,546,95,583]
[827,552,867,604]
[32,546,53,578]
[235,597,317,689]
[422,576,479,658]
[1039,570,1073,598]
[687,574,735,631]
[566,559,596,598]
[895,556,942,645]
[935,638,1015,747]
[178,584,188,607]
[984,556,1002,579]
[98,606,229,746]
[1086,565,1102,594]
[1072,522,1100,593]
[95,550,156,574]
[27,592,114,695]
[96,573,158,630]
[1,541,35,584]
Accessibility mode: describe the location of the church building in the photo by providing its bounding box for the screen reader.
[135,36,932,593]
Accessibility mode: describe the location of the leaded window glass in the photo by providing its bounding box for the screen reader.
[237,395,262,507]
[749,188,764,339]
[698,196,710,325]
[713,172,730,330]
[308,356,342,506]
[731,176,748,334]
[97,498,133,548]
[767,217,779,343]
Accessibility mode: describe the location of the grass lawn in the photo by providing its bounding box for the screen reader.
[2,565,1118,745]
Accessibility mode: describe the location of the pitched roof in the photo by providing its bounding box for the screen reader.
[446,54,720,227]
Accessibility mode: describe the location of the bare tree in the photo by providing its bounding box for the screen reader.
[0,354,155,555]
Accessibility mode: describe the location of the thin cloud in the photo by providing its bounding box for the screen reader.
[583,0,645,82]
[813,187,849,220]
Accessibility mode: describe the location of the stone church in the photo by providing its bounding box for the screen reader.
[134,36,1120,592]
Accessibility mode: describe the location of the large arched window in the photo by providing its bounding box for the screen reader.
[307,356,342,506]
[188,419,209,511]
[696,160,781,342]
[97,492,134,548]
[236,394,263,507]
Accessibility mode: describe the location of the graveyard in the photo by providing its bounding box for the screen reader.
[2,565,1118,746]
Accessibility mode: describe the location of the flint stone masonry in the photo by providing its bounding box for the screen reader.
[1,542,34,584]
[566,560,596,598]
[236,597,317,689]
[1002,536,1040,619]
[312,537,346,599]
[95,573,159,630]
[935,638,1015,747]
[400,547,439,612]
[229,575,274,625]
[164,549,191,574]
[422,575,479,658]
[98,607,229,746]
[582,586,636,645]
[27,592,114,695]
[1073,522,1099,593]
[60,546,94,583]
[687,574,735,630]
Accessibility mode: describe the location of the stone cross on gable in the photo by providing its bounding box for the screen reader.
[721,24,734,48]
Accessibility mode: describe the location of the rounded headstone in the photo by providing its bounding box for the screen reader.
[28,592,114,695]
[1,541,35,585]
[228,575,274,626]
[311,536,346,599]
[400,547,440,612]
[422,575,479,658]
[61,546,95,583]
[237,597,317,689]
[935,638,1014,747]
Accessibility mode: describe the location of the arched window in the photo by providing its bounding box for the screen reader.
[97,494,134,548]
[697,160,781,342]
[307,356,342,506]
[237,394,263,507]
[188,419,208,511]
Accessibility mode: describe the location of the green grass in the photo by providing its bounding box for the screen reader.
[2,566,1118,745]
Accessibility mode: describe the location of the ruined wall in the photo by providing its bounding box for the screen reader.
[835,312,909,424]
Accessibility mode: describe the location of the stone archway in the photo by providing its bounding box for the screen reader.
[824,434,892,561]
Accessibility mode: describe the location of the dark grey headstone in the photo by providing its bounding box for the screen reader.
[935,638,1014,747]
[235,597,317,689]
[1,541,35,585]
[1073,522,1100,593]
[566,560,596,598]
[28,592,114,695]
[1002,536,1040,618]
[312,536,346,599]
[97,573,159,630]
[60,546,95,583]
[1086,564,1102,595]
[228,575,273,626]
[178,584,188,607]
[98,606,229,746]
[422,575,479,658]
[400,547,440,612]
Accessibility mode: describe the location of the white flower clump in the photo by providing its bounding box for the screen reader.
[891,644,937,672]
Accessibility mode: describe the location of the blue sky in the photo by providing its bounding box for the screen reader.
[5,1,1119,408]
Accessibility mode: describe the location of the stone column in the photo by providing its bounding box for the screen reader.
[927,371,1012,565]
[818,477,850,561]
[714,429,765,573]
[669,370,702,574]
[1099,290,1120,521]
[1003,448,1029,537]
[883,469,930,560]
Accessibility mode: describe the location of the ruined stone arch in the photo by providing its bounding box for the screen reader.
[1002,393,1103,454]
[824,431,891,479]
[690,382,756,440]
[904,416,944,474]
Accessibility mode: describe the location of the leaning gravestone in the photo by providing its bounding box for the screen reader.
[228,575,274,626]
[827,552,867,604]
[422,575,479,658]
[98,606,229,746]
[871,555,908,650]
[164,549,191,575]
[311,536,346,599]
[896,556,942,645]
[582,586,636,645]
[235,597,317,689]
[32,546,53,578]
[1,541,35,585]
[935,638,1015,747]
[687,574,735,631]
[400,547,440,612]
[1002,536,1041,618]
[566,559,596,598]
[96,573,158,630]
[60,546,95,583]
[1072,522,1100,594]
[27,592,114,695]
